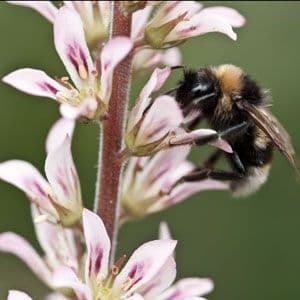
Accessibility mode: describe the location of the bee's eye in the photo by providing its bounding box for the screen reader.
[191,82,213,94]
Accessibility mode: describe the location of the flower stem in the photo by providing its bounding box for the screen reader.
[94,2,133,260]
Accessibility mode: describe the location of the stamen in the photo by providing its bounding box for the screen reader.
[121,277,134,292]
[79,64,88,80]
[112,255,127,275]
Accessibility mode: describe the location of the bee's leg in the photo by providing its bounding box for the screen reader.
[194,121,249,146]
[227,151,246,174]
[178,168,244,184]
[203,150,223,169]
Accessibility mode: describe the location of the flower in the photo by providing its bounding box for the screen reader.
[52,209,178,300]
[144,1,245,48]
[7,290,32,300]
[0,204,78,293]
[2,6,133,124]
[0,129,82,226]
[122,145,228,219]
[124,67,232,157]
[7,1,111,49]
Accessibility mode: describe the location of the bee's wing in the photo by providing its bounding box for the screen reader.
[237,101,299,173]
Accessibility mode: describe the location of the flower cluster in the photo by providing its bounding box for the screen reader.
[1,1,245,299]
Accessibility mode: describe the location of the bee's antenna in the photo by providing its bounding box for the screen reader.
[170,65,185,71]
[164,86,179,96]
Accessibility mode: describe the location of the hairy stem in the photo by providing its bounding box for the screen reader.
[94,2,133,259]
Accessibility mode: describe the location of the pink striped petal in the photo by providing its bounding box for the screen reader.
[169,129,233,153]
[128,67,171,132]
[7,1,57,22]
[2,68,65,100]
[135,95,183,146]
[45,136,82,213]
[140,256,176,298]
[100,37,133,103]
[159,278,214,300]
[52,266,90,300]
[167,12,238,42]
[0,233,51,286]
[46,118,75,154]
[199,7,246,28]
[54,6,94,89]
[0,160,55,215]
[83,209,111,284]
[113,240,177,296]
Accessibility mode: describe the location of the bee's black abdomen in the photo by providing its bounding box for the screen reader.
[241,75,264,105]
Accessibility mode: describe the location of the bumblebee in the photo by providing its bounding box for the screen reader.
[171,64,298,197]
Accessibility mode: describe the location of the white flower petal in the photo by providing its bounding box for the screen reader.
[83,209,111,284]
[0,233,51,286]
[59,97,98,120]
[132,6,152,40]
[100,37,133,103]
[161,48,182,67]
[128,67,171,132]
[46,118,75,154]
[54,6,94,89]
[2,68,65,100]
[113,240,177,296]
[45,136,82,212]
[52,266,90,300]
[45,293,71,300]
[31,204,78,271]
[7,1,58,22]
[159,278,214,300]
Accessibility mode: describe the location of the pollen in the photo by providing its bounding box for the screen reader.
[79,64,88,80]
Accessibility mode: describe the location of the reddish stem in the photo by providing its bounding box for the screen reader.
[95,2,133,256]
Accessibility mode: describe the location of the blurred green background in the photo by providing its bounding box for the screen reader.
[0,1,300,299]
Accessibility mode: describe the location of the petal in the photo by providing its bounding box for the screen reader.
[100,37,133,102]
[7,1,58,22]
[135,95,183,146]
[7,290,32,300]
[169,129,233,153]
[159,222,172,240]
[128,67,171,132]
[59,97,98,120]
[2,68,65,100]
[83,209,111,284]
[161,48,182,67]
[132,6,152,40]
[45,293,71,300]
[46,118,75,154]
[127,295,144,300]
[159,278,214,300]
[151,180,228,212]
[140,256,176,298]
[45,136,82,213]
[54,6,94,89]
[0,233,52,286]
[52,266,90,300]
[31,204,78,271]
[166,12,238,42]
[0,160,56,215]
[113,240,177,296]
[199,7,246,28]
[138,145,191,193]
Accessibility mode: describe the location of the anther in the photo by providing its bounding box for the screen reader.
[78,64,88,80]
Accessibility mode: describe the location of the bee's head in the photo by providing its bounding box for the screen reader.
[175,67,220,115]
